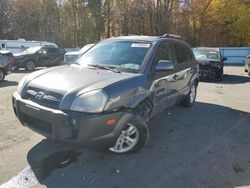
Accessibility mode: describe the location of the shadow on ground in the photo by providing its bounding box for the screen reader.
[0,80,18,88]
[200,74,250,85]
[26,102,250,188]
[221,74,250,84]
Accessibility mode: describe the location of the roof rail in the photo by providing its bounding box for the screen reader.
[161,34,181,39]
[121,34,140,36]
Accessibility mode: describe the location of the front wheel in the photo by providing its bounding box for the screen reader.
[0,69,5,82]
[181,83,197,107]
[26,61,36,71]
[109,115,149,154]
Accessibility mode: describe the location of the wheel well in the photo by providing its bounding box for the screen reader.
[134,97,154,120]
[26,59,35,64]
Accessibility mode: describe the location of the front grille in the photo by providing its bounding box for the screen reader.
[199,64,215,70]
[23,87,63,109]
[23,114,52,135]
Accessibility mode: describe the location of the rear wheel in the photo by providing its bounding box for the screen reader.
[181,83,197,107]
[0,69,5,82]
[26,61,36,71]
[109,115,149,154]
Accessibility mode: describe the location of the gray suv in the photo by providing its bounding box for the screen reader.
[12,35,199,154]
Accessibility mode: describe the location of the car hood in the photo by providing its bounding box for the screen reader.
[14,53,32,59]
[24,65,138,96]
[196,58,221,65]
[65,51,81,56]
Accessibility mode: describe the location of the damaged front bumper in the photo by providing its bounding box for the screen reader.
[199,64,223,79]
[12,92,131,148]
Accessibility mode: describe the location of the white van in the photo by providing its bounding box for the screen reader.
[0,39,58,53]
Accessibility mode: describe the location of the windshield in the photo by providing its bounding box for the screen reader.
[194,49,220,60]
[76,41,152,73]
[26,46,42,54]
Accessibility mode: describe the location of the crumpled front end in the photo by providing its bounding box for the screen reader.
[198,60,223,80]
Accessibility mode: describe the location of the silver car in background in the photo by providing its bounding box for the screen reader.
[245,55,250,76]
[64,44,94,63]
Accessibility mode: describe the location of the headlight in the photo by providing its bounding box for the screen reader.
[17,76,27,95]
[70,90,108,113]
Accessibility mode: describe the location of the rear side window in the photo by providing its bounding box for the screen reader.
[154,42,176,64]
[174,43,190,64]
[1,43,5,49]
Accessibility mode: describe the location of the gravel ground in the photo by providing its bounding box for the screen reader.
[0,66,250,188]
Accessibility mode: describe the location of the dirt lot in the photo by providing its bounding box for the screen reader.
[0,66,250,188]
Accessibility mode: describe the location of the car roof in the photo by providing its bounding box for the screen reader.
[105,35,185,43]
[111,36,160,42]
[196,47,220,51]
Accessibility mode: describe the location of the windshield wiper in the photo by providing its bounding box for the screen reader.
[87,64,121,73]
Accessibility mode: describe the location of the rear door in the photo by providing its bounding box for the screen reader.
[173,43,194,91]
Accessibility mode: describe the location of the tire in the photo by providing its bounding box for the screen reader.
[26,61,36,71]
[109,115,149,154]
[0,69,5,82]
[218,74,224,81]
[181,83,197,107]
[216,68,224,81]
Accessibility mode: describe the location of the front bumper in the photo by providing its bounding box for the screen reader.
[199,64,222,79]
[12,92,130,147]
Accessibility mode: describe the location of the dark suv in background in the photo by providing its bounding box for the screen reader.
[194,47,227,81]
[13,46,66,71]
[13,35,199,154]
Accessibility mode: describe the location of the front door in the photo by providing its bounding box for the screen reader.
[150,42,179,117]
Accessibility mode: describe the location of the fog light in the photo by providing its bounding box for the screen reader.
[106,119,116,126]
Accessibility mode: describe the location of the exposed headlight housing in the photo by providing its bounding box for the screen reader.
[70,90,108,113]
[17,76,27,95]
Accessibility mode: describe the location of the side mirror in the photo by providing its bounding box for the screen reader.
[155,60,175,71]
[222,57,228,61]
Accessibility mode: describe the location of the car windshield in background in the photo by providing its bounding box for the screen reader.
[26,46,42,54]
[194,50,220,60]
[76,41,151,73]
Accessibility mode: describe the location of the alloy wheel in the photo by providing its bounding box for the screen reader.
[26,62,35,71]
[109,123,139,153]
